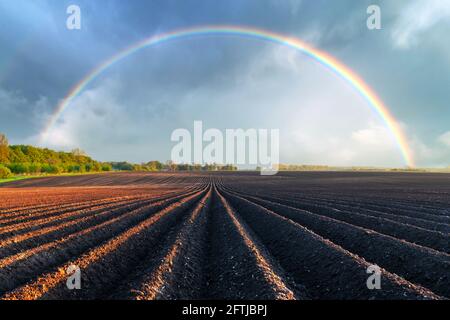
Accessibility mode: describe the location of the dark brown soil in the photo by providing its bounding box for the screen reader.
[0,171,448,300]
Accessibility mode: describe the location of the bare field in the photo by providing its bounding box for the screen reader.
[0,171,448,300]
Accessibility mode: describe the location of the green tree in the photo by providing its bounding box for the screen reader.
[146,161,163,171]
[92,162,102,172]
[85,163,93,172]
[111,162,134,171]
[8,163,29,174]
[28,163,41,174]
[0,165,12,179]
[101,163,112,171]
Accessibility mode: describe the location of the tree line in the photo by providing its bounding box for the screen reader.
[277,164,330,171]
[0,133,237,179]
[110,161,237,172]
[0,133,112,178]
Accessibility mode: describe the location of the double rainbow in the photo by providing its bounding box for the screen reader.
[39,25,414,167]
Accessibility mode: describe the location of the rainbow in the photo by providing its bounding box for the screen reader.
[39,25,414,167]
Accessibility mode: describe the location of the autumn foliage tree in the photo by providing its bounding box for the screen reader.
[0,133,9,164]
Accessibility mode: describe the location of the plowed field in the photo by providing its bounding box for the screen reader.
[0,172,448,300]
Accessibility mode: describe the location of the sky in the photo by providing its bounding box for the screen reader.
[0,0,449,167]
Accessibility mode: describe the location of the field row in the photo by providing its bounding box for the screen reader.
[0,177,448,299]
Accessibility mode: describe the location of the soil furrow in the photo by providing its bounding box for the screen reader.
[225,190,450,298]
[264,192,450,233]
[220,189,441,300]
[0,188,197,239]
[1,187,207,300]
[235,192,449,253]
[0,189,205,296]
[0,190,198,259]
[110,188,213,300]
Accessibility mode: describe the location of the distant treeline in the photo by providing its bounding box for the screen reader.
[277,164,330,171]
[0,133,237,179]
[277,164,450,172]
[111,161,237,172]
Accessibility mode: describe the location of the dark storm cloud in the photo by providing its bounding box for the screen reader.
[0,0,301,113]
[0,0,449,166]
